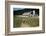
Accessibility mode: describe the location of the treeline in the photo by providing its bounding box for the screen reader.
[13,8,39,15]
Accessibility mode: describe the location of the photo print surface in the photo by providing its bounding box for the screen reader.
[13,8,39,28]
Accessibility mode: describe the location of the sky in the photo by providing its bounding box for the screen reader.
[13,8,25,11]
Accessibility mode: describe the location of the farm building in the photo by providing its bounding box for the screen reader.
[13,8,39,16]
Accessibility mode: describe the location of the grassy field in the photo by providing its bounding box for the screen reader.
[13,15,39,28]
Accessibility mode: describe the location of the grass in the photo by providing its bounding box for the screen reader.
[13,15,39,28]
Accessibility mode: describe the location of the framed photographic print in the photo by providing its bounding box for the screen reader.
[5,1,45,36]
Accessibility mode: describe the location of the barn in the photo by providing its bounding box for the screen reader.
[13,8,39,17]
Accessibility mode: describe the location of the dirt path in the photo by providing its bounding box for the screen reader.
[20,23,30,27]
